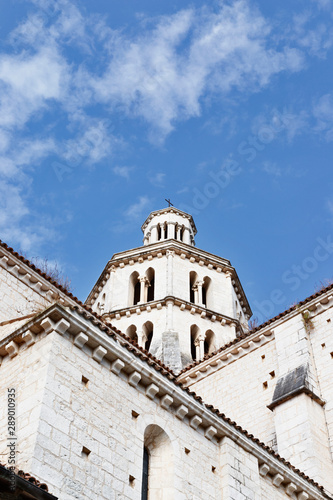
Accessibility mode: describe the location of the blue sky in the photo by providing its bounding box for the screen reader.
[1,0,333,324]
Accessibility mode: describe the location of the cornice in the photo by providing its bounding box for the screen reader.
[102,295,245,334]
[0,303,329,500]
[86,241,252,316]
[178,286,333,379]
[178,328,275,386]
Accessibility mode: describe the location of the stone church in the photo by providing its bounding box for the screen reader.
[0,206,333,500]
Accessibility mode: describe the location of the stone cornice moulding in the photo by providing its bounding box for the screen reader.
[178,288,333,382]
[178,329,275,386]
[0,304,328,500]
[141,207,197,235]
[86,241,251,316]
[103,295,244,331]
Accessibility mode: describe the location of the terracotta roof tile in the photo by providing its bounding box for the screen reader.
[0,463,55,497]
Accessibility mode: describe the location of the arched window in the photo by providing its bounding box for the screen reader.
[163,222,168,239]
[126,325,138,344]
[204,329,216,356]
[129,271,140,306]
[143,321,154,352]
[202,276,212,308]
[180,226,184,242]
[189,271,198,304]
[174,223,178,240]
[157,224,162,241]
[146,268,155,302]
[190,325,200,361]
[142,425,174,499]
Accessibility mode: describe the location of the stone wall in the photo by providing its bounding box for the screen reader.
[0,319,320,500]
[0,264,51,326]
[188,300,333,493]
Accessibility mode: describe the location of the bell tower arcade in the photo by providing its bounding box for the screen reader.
[86,207,252,373]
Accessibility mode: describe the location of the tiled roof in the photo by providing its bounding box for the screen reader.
[1,239,332,497]
[0,463,57,499]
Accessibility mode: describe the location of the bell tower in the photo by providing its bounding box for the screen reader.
[86,207,252,373]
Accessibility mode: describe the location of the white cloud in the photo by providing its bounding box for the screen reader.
[0,46,69,130]
[149,172,166,187]
[0,0,325,250]
[327,199,333,214]
[62,120,115,166]
[252,108,309,143]
[290,9,333,57]
[313,93,333,141]
[0,181,54,252]
[262,162,282,177]
[82,1,304,138]
[125,196,150,219]
[113,166,135,179]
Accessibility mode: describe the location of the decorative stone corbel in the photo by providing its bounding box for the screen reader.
[92,346,107,363]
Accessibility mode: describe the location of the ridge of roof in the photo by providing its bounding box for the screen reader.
[179,281,333,375]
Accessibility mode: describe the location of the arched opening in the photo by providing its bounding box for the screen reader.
[180,226,184,242]
[190,325,199,361]
[202,276,212,308]
[189,271,198,304]
[163,222,168,239]
[129,271,140,306]
[157,224,162,241]
[143,321,154,352]
[204,329,216,356]
[142,425,174,499]
[146,268,155,302]
[126,325,138,344]
[174,223,178,240]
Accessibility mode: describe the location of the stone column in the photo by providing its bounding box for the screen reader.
[139,277,149,304]
[166,250,174,297]
[183,227,191,245]
[198,335,205,359]
[196,280,204,306]
[176,225,182,240]
[192,284,199,305]
[194,338,201,361]
[137,329,147,349]
[150,225,158,243]
[168,222,176,239]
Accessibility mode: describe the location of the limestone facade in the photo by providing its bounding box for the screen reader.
[1,207,333,499]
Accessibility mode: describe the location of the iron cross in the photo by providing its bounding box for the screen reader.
[165,198,174,207]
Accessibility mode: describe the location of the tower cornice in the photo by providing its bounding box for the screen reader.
[85,240,252,316]
[141,207,197,235]
[102,295,245,335]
